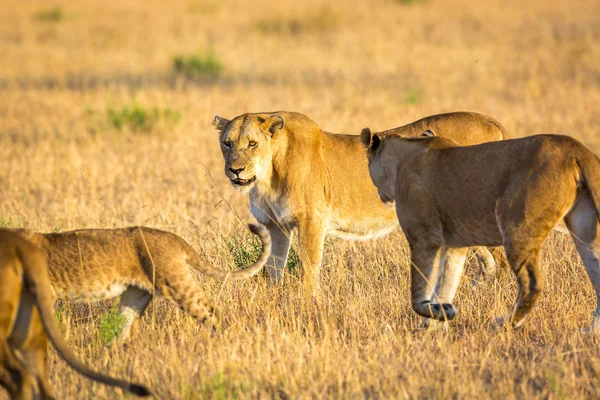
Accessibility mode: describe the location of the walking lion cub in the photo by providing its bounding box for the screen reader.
[361,130,600,332]
[15,224,271,341]
[0,230,150,399]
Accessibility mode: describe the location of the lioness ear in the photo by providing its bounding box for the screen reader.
[263,114,284,137]
[371,134,381,150]
[213,115,230,133]
[360,127,372,148]
[420,129,435,137]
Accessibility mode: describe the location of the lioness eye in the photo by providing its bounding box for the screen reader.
[223,141,231,148]
[248,140,257,148]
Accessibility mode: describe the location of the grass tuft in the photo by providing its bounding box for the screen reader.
[98,303,127,345]
[173,52,224,79]
[33,7,64,22]
[105,104,181,133]
[256,8,338,35]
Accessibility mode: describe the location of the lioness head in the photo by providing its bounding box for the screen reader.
[213,113,285,193]
[361,128,437,205]
[361,127,395,205]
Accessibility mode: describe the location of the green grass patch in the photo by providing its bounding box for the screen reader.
[256,7,338,35]
[105,104,181,133]
[201,371,248,400]
[224,227,299,273]
[0,214,24,228]
[173,51,224,79]
[33,7,64,22]
[98,302,127,345]
[404,87,421,104]
[395,0,430,4]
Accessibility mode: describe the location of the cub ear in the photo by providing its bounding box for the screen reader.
[420,129,435,137]
[262,114,284,137]
[213,115,230,133]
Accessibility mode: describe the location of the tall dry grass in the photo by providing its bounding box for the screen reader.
[1,0,600,398]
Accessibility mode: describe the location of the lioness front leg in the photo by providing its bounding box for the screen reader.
[264,222,293,285]
[409,240,457,321]
[297,218,326,293]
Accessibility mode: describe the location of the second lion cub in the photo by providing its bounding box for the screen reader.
[16,224,271,340]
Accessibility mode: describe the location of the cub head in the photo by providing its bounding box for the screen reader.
[360,127,395,206]
[213,113,285,193]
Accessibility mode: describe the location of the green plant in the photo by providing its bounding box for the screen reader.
[106,104,181,133]
[256,7,338,35]
[33,7,64,22]
[98,303,127,345]
[201,371,247,400]
[0,214,23,228]
[405,87,421,104]
[173,52,224,79]
[395,0,430,4]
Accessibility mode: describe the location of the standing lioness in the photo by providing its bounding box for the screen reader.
[15,224,271,341]
[214,111,507,290]
[0,230,150,399]
[361,130,600,332]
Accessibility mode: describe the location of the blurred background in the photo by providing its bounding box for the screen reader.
[2,0,599,231]
[1,0,600,398]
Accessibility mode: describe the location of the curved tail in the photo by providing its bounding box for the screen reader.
[16,244,151,397]
[577,150,600,225]
[189,223,272,281]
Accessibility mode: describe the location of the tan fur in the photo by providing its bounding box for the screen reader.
[0,230,150,399]
[362,131,600,332]
[13,224,271,341]
[213,111,507,291]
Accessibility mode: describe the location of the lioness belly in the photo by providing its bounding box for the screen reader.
[442,217,503,247]
[328,215,398,241]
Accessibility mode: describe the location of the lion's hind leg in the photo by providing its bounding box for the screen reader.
[118,286,152,341]
[565,194,600,333]
[503,243,544,329]
[156,260,222,331]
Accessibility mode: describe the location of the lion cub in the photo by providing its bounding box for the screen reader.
[15,224,271,340]
[0,230,150,399]
[362,130,600,332]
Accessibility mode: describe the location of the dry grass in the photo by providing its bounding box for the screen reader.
[1,0,600,398]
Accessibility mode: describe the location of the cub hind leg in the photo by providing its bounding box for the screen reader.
[565,194,600,333]
[155,260,221,330]
[118,286,152,341]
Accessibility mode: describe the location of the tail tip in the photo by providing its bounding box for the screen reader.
[129,384,151,397]
[248,223,266,237]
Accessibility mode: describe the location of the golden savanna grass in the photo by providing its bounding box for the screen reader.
[1,0,600,398]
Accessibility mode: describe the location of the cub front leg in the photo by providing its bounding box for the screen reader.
[297,218,327,293]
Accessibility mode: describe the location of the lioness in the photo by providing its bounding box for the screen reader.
[213,111,507,289]
[361,129,600,332]
[0,230,150,399]
[15,224,271,341]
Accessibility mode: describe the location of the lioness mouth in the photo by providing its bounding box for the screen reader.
[231,176,256,186]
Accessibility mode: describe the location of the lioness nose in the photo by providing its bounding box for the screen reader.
[229,167,245,175]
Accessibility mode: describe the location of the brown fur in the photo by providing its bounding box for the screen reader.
[214,111,507,291]
[0,230,150,399]
[13,224,271,341]
[362,131,600,332]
